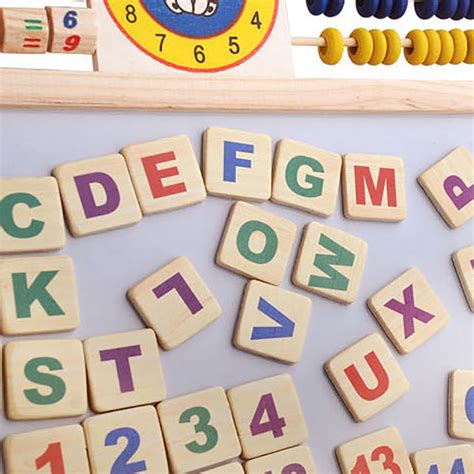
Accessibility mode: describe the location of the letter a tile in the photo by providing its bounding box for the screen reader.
[325,333,409,422]
[128,256,221,350]
[367,268,450,354]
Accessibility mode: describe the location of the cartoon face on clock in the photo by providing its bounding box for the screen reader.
[103,0,279,72]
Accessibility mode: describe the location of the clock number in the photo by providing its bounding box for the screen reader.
[250,393,286,438]
[125,4,137,23]
[155,33,166,52]
[251,11,262,29]
[194,45,206,64]
[179,406,218,454]
[350,446,401,474]
[64,35,80,52]
[63,11,78,29]
[105,427,146,474]
[228,36,240,55]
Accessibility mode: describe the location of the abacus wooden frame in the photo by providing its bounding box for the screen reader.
[0,69,472,113]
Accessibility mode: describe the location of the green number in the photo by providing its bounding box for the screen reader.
[179,406,218,454]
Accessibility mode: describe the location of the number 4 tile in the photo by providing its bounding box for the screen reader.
[411,444,474,474]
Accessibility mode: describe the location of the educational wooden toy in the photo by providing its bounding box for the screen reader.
[449,370,474,440]
[121,135,206,215]
[342,153,407,222]
[411,444,474,474]
[367,267,451,354]
[83,329,166,412]
[202,462,245,473]
[325,333,409,422]
[227,373,308,460]
[4,339,87,420]
[53,154,142,237]
[157,386,241,473]
[3,424,90,474]
[217,202,297,285]
[418,147,474,229]
[83,405,168,474]
[452,245,474,312]
[233,280,312,364]
[128,256,222,350]
[203,127,273,202]
[293,222,368,304]
[271,139,342,217]
[0,177,66,254]
[244,446,318,474]
[0,256,80,336]
[336,427,413,474]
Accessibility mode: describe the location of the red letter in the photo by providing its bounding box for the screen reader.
[142,152,187,198]
[354,166,397,207]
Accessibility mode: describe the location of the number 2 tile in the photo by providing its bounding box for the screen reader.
[227,374,308,460]
[157,386,241,473]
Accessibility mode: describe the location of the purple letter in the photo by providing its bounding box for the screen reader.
[384,285,435,339]
[74,172,120,218]
[443,175,474,211]
[99,345,142,393]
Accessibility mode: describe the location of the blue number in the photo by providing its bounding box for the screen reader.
[105,427,146,474]
[251,297,295,340]
[465,386,474,423]
[63,11,78,29]
[428,459,465,474]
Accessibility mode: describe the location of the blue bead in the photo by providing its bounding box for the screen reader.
[389,0,408,18]
[466,0,474,17]
[436,0,459,17]
[356,0,379,17]
[325,0,345,16]
[306,0,330,15]
[375,0,394,17]
[452,0,469,18]
[415,0,440,18]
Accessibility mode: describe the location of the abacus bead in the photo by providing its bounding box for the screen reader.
[319,28,345,65]
[369,29,388,65]
[383,29,402,65]
[450,29,468,64]
[436,0,459,18]
[375,0,393,18]
[325,0,345,17]
[465,30,474,63]
[405,30,429,65]
[415,0,440,19]
[349,28,373,65]
[452,0,469,18]
[436,30,455,65]
[356,0,379,17]
[389,0,409,18]
[467,0,474,18]
[423,30,442,65]
[306,0,330,15]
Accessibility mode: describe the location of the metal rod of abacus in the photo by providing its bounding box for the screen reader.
[291,36,414,49]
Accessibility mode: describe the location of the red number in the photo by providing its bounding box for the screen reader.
[35,442,65,474]
[351,455,370,474]
[250,393,286,438]
[63,35,81,52]
[351,446,401,474]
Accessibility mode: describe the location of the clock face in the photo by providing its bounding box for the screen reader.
[104,0,279,72]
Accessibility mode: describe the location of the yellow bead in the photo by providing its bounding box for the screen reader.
[437,30,454,65]
[319,28,344,65]
[465,30,474,65]
[369,29,387,66]
[405,30,429,66]
[450,29,468,65]
[349,28,373,66]
[383,29,402,66]
[423,30,442,66]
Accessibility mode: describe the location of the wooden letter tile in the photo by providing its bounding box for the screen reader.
[202,462,244,473]
[46,7,97,54]
[272,139,342,217]
[292,222,367,304]
[411,444,474,474]
[128,256,221,350]
[0,177,66,254]
[336,427,413,474]
[449,370,474,440]
[0,8,48,53]
[157,386,241,473]
[0,256,80,336]
[83,329,166,413]
[122,135,206,215]
[233,280,312,364]
[325,333,409,422]
[227,374,307,460]
[217,202,297,285]
[418,147,474,229]
[83,405,168,474]
[453,245,474,312]
[3,424,90,474]
[244,446,317,474]
[367,268,450,354]
[342,153,407,222]
[4,339,87,420]
[203,127,272,201]
[53,154,142,237]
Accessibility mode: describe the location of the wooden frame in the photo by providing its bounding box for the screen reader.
[0,69,472,113]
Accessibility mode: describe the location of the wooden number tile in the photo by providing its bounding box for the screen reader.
[411,444,474,474]
[128,256,221,350]
[0,177,66,254]
[244,446,317,474]
[84,329,166,413]
[271,139,342,217]
[83,405,168,474]
[342,153,407,222]
[217,202,297,285]
[4,339,87,420]
[449,370,474,440]
[0,256,80,336]
[418,147,474,229]
[46,7,97,54]
[453,245,474,312]
[336,427,413,474]
[203,127,272,201]
[121,135,206,215]
[233,280,312,364]
[227,374,307,460]
[292,222,367,304]
[157,386,241,473]
[325,333,409,422]
[3,424,89,474]
[0,8,48,53]
[367,268,450,354]
[202,462,244,473]
[53,154,142,237]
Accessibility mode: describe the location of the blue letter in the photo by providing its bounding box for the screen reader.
[223,141,253,182]
[251,297,295,340]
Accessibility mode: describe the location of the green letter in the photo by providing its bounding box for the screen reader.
[24,357,66,405]
[237,221,278,264]
[286,155,324,198]
[0,193,44,238]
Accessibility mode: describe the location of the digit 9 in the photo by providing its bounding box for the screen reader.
[63,35,81,52]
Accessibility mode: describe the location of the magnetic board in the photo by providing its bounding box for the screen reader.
[1,109,473,473]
